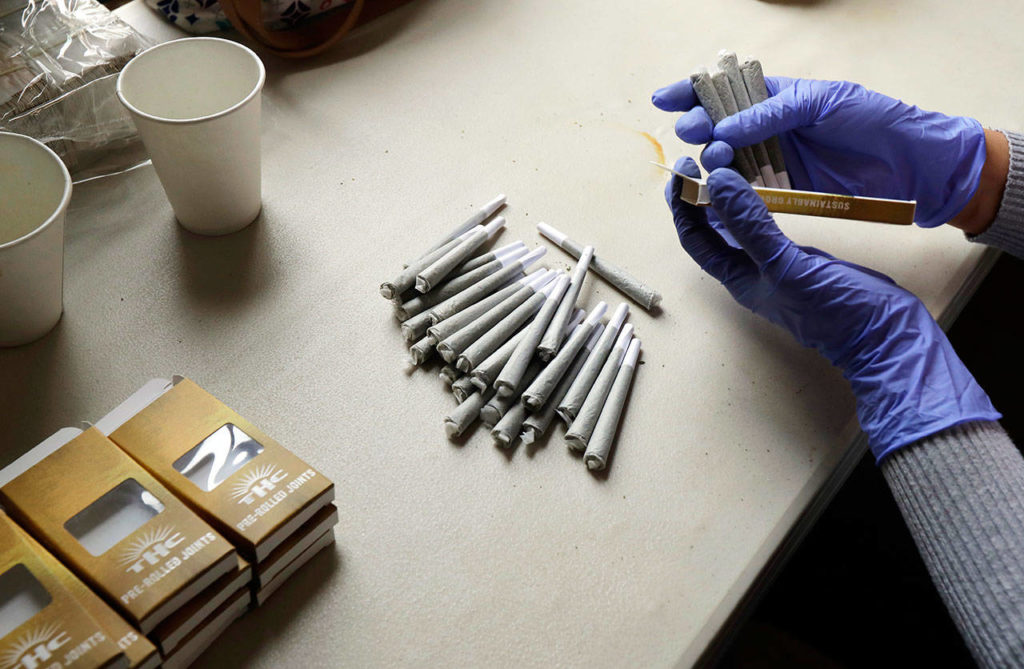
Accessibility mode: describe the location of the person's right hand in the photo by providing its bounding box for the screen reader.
[652,77,989,228]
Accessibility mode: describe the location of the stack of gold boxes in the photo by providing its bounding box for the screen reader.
[0,378,336,668]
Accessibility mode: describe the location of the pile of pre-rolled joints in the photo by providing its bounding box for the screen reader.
[380,195,646,471]
[691,51,790,189]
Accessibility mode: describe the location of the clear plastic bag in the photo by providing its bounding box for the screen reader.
[1,0,152,181]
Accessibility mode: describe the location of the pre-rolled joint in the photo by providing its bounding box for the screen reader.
[582,338,641,471]
[492,428,513,448]
[519,246,547,269]
[522,322,601,437]
[739,57,768,102]
[429,194,507,257]
[621,336,640,368]
[494,382,515,399]
[538,247,594,360]
[536,222,568,246]
[439,365,460,386]
[436,342,457,363]
[483,193,507,213]
[721,53,778,191]
[494,273,570,396]
[416,226,493,294]
[427,259,528,323]
[540,228,659,312]
[609,303,629,330]
[479,404,501,427]
[689,66,726,125]
[492,403,528,449]
[495,242,527,264]
[483,215,506,236]
[401,311,433,342]
[566,433,587,452]
[555,407,574,427]
[521,395,542,413]
[523,304,605,412]
[563,325,633,447]
[408,336,436,365]
[444,386,495,439]
[711,69,761,185]
[452,375,477,403]
[740,57,790,185]
[584,301,607,326]
[557,316,626,426]
[611,324,635,361]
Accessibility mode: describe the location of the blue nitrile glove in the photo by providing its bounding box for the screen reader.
[652,77,987,227]
[664,157,1000,462]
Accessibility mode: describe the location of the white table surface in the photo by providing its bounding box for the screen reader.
[2,0,1023,666]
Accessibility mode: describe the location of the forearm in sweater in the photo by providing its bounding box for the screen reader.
[969,130,1024,257]
[881,421,1024,668]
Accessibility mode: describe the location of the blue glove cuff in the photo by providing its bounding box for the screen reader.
[913,116,988,228]
[850,334,1001,463]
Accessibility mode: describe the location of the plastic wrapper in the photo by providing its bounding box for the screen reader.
[1,0,151,181]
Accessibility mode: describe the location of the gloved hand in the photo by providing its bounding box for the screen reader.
[652,77,987,227]
[665,156,1000,461]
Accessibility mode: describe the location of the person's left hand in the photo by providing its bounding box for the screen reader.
[665,156,1000,462]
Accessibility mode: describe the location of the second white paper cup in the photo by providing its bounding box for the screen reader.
[0,132,72,347]
[117,37,266,236]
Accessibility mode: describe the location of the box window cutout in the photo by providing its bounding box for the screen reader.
[64,479,165,557]
[0,564,52,639]
[173,423,264,492]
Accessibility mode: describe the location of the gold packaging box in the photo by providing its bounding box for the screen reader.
[100,377,335,565]
[252,504,337,606]
[255,504,337,589]
[653,162,917,225]
[0,511,127,669]
[0,428,238,634]
[255,528,336,607]
[161,587,249,669]
[2,510,159,669]
[150,555,250,656]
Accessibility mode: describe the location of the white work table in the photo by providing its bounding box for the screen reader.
[2,0,1022,666]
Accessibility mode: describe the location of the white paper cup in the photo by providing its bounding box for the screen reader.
[0,132,72,347]
[117,37,266,236]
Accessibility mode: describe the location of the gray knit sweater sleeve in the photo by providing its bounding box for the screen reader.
[969,130,1024,256]
[875,130,1024,667]
[881,421,1024,667]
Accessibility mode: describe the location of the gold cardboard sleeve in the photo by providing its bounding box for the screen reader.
[653,162,916,225]
[0,512,128,669]
[109,378,335,563]
[0,429,236,632]
[2,514,159,668]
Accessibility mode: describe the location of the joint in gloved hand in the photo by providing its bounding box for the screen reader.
[652,162,916,225]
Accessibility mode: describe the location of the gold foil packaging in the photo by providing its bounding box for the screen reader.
[0,428,237,634]
[0,375,337,666]
[0,511,131,669]
[99,377,337,604]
